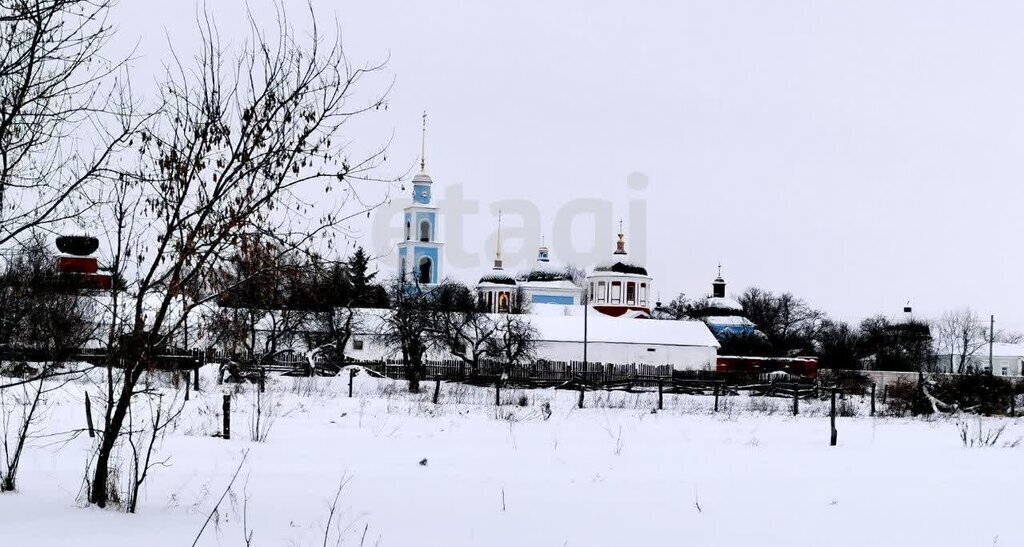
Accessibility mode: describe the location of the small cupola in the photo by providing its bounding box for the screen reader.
[613,221,627,255]
[712,264,726,298]
[537,235,550,263]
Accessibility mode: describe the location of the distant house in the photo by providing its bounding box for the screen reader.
[933,343,1024,377]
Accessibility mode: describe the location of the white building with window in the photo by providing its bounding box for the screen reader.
[934,343,1024,377]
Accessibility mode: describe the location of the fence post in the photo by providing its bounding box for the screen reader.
[348,369,356,398]
[222,392,231,440]
[184,370,191,401]
[714,384,720,413]
[495,377,501,406]
[830,389,838,446]
[84,392,95,438]
[792,385,799,416]
[882,385,888,404]
[870,383,876,416]
[258,367,266,393]
[193,365,200,391]
[433,378,441,405]
[657,380,664,411]
[578,384,585,409]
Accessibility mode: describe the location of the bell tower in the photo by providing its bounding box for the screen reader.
[397,112,444,286]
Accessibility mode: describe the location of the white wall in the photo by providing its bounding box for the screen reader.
[342,335,716,371]
[534,340,715,371]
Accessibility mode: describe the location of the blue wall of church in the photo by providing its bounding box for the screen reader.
[413,246,439,283]
[413,183,431,205]
[531,294,575,305]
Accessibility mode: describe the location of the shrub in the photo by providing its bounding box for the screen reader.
[932,375,1015,416]
[957,419,1008,447]
[882,378,921,416]
[819,369,873,394]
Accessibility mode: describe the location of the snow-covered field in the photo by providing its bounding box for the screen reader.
[2,368,1022,546]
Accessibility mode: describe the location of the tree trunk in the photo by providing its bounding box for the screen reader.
[406,347,423,393]
[90,362,141,507]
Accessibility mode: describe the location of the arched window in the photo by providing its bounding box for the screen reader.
[419,220,431,242]
[400,257,407,280]
[498,292,510,313]
[418,257,432,284]
[404,220,411,241]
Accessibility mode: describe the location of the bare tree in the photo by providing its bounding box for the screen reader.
[376,277,433,393]
[0,0,137,247]
[738,287,822,355]
[657,293,691,320]
[486,314,538,373]
[88,4,391,508]
[123,388,183,513]
[209,235,320,358]
[994,330,1023,344]
[428,280,497,374]
[935,308,988,373]
[0,237,96,491]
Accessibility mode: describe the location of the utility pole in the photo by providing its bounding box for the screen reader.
[582,288,589,368]
[989,314,995,375]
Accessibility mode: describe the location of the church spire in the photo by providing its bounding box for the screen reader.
[493,210,504,270]
[420,110,427,173]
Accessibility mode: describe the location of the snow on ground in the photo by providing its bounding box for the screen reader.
[2,367,1023,546]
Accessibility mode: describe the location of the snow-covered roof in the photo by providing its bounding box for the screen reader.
[704,297,743,312]
[522,263,573,283]
[990,343,1024,357]
[591,259,648,276]
[478,272,516,286]
[939,343,1024,358]
[704,315,755,327]
[528,314,719,348]
[245,306,718,349]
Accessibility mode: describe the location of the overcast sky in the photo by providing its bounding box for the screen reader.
[113,1,1024,332]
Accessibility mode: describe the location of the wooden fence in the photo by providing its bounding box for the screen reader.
[342,358,674,386]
